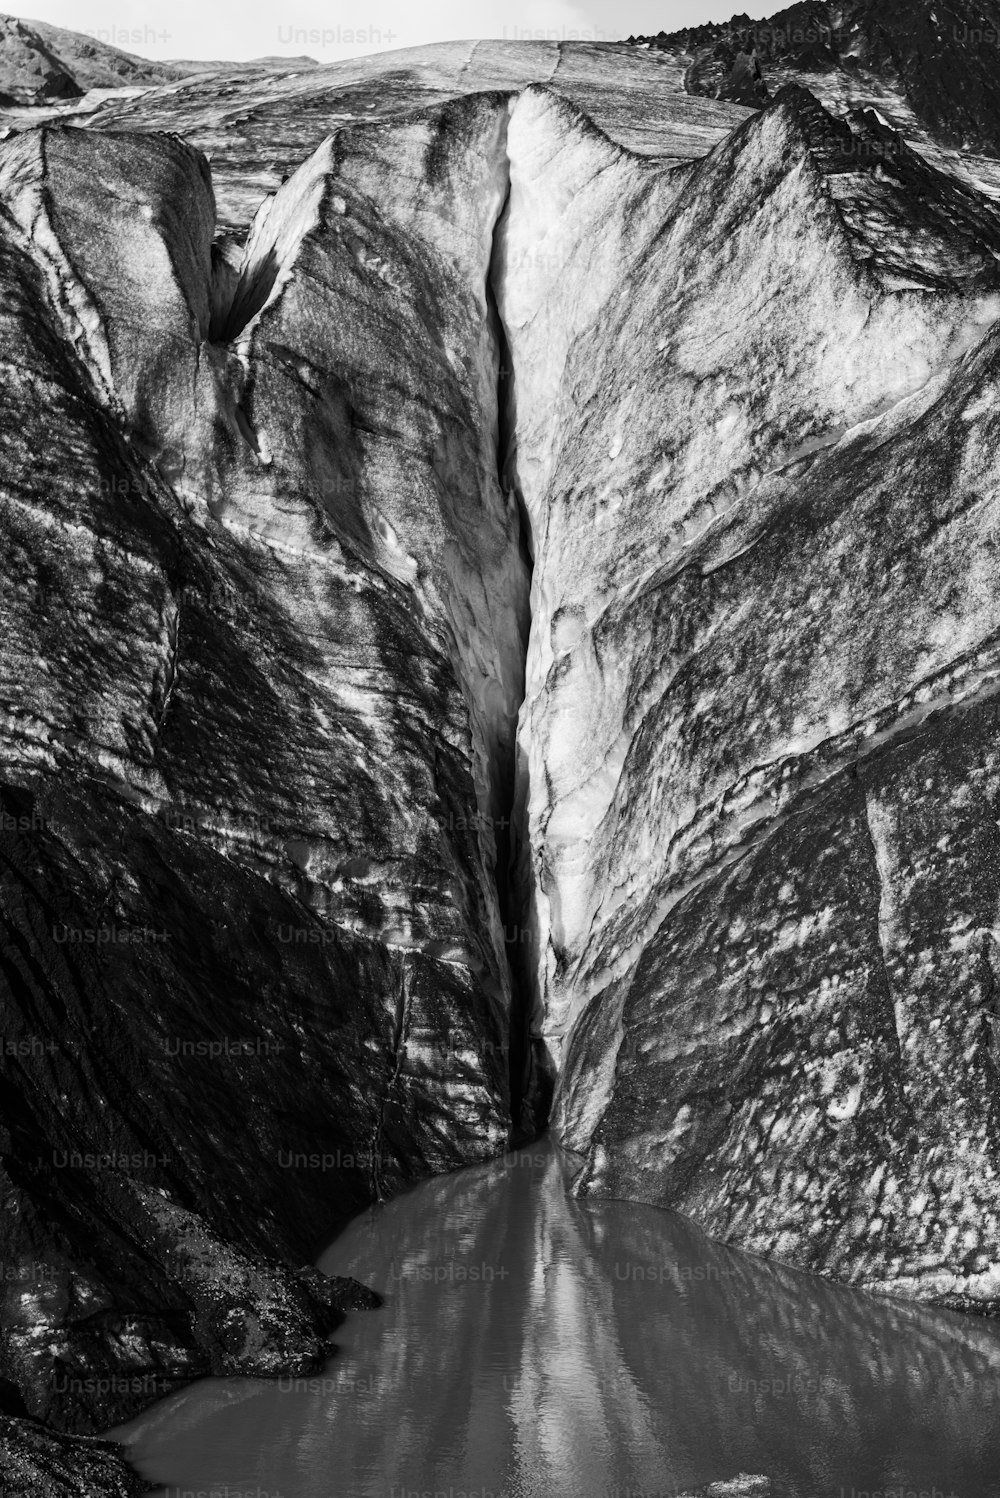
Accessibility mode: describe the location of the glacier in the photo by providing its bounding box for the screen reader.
[3,14,1000,1491]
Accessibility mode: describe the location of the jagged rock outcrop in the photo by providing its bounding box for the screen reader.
[3,12,1000,1482]
[0,15,79,105]
[0,12,181,106]
[0,1413,147,1496]
[627,1,1000,166]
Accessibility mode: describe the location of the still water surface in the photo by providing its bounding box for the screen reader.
[116,1141,1000,1498]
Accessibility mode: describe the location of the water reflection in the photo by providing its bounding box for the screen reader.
[116,1141,1000,1498]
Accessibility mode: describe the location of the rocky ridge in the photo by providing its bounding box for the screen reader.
[626,0,1000,198]
[0,12,183,106]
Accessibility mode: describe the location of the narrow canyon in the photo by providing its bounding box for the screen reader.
[3,9,1000,1491]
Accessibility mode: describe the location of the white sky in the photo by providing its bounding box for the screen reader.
[21,1,775,62]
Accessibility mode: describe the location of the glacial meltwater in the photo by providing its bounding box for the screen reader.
[113,1141,1000,1498]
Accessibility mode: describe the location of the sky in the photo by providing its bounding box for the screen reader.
[20,1,775,62]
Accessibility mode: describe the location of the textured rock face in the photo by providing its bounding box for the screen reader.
[0,12,181,105]
[512,86,1000,1302]
[0,15,79,105]
[498,79,1000,1298]
[2,10,1000,1476]
[628,0,1000,196]
[0,53,754,1460]
[0,88,532,1445]
[0,1414,146,1497]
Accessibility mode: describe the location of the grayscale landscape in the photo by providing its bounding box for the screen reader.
[3,4,1000,1494]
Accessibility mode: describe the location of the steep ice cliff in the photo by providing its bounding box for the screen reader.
[498,81,1000,1304]
[0,78,534,1479]
[2,16,1000,1486]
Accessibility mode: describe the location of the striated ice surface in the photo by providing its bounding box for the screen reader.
[4,17,1000,1476]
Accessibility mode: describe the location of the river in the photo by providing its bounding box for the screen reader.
[113,1140,1000,1498]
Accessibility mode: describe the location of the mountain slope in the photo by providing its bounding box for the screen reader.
[71,39,751,234]
[628,1,1000,165]
[0,11,181,104]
